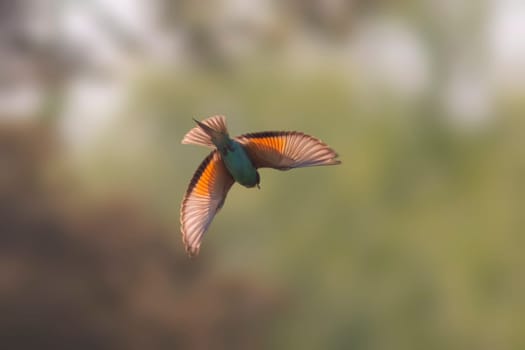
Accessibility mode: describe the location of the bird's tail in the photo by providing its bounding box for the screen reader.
[182,115,229,148]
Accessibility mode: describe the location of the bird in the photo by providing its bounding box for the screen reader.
[180,115,341,256]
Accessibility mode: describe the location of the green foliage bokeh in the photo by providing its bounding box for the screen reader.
[78,67,525,349]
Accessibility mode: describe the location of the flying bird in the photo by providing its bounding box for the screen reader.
[180,115,340,256]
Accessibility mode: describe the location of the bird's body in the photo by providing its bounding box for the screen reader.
[180,115,340,256]
[220,140,260,188]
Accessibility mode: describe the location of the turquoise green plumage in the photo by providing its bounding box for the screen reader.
[180,115,340,256]
[193,118,260,188]
[221,141,260,188]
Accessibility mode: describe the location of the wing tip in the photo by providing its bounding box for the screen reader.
[185,243,200,257]
[323,154,341,166]
[180,230,201,258]
[180,203,202,258]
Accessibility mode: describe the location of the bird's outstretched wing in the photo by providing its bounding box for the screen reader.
[181,151,234,256]
[236,131,340,170]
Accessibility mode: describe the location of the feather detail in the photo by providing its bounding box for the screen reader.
[180,150,235,257]
[181,115,228,148]
[236,131,340,169]
[180,116,341,257]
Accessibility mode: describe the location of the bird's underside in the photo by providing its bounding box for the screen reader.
[180,115,340,257]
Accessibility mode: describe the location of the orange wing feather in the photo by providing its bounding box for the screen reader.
[180,151,234,256]
[236,131,340,170]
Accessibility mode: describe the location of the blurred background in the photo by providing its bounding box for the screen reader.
[1,0,525,349]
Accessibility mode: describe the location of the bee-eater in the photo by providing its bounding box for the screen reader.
[180,115,340,256]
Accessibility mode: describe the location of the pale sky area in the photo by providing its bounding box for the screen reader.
[488,0,525,89]
[2,0,525,147]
